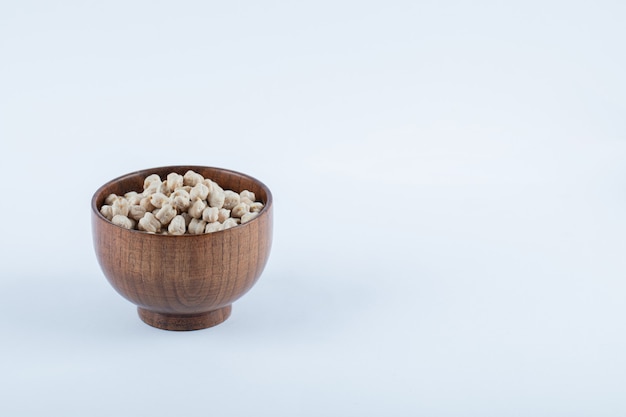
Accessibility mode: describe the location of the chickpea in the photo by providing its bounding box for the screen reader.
[188,198,207,219]
[112,214,134,229]
[222,218,239,230]
[150,192,169,209]
[155,203,177,225]
[223,190,240,210]
[112,197,130,217]
[188,218,207,234]
[189,183,209,201]
[168,215,186,235]
[104,193,118,205]
[143,174,161,190]
[240,190,255,202]
[217,208,231,223]
[138,212,161,233]
[208,186,225,209]
[183,170,204,187]
[204,222,224,233]
[241,212,259,224]
[231,202,249,218]
[139,196,156,212]
[202,206,219,223]
[170,189,191,211]
[166,173,184,192]
[129,205,147,221]
[100,205,113,220]
[249,202,264,213]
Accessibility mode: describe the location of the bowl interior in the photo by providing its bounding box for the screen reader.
[92,165,272,219]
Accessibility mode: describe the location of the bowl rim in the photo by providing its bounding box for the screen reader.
[91,165,273,237]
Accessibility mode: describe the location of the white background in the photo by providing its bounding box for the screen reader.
[1,1,625,416]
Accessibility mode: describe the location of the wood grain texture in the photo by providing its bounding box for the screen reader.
[91,166,273,331]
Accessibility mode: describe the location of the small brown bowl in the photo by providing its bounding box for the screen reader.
[91,166,273,331]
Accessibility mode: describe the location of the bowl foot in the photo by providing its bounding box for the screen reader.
[137,305,232,331]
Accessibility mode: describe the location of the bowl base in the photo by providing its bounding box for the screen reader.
[137,305,232,331]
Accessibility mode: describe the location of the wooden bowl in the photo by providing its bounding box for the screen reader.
[91,166,273,331]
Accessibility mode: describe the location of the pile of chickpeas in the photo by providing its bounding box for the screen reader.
[99,170,264,235]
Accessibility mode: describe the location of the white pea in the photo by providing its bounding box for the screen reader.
[139,196,156,212]
[188,218,206,234]
[240,190,255,202]
[170,189,191,211]
[168,215,186,235]
[104,193,118,205]
[204,222,224,233]
[240,197,254,206]
[155,203,177,225]
[189,183,210,201]
[183,170,204,187]
[181,212,192,227]
[138,212,161,233]
[129,205,147,221]
[166,173,184,192]
[223,190,240,210]
[143,174,161,191]
[150,192,169,209]
[208,186,225,209]
[127,193,142,206]
[188,198,207,219]
[249,202,264,213]
[217,208,231,223]
[112,214,134,229]
[241,212,259,224]
[231,202,249,218]
[159,180,170,196]
[112,197,130,217]
[202,178,215,194]
[100,205,113,220]
[202,206,219,223]
[142,182,160,196]
[222,218,239,230]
